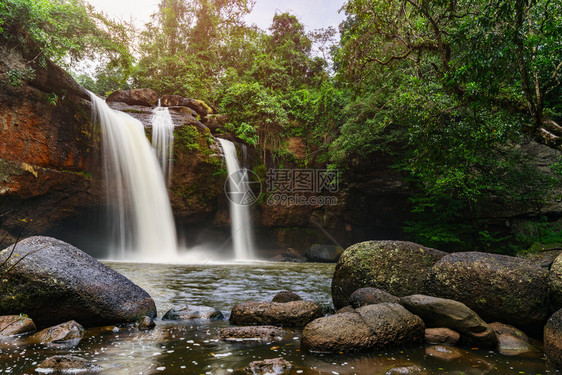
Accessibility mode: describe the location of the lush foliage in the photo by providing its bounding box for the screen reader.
[3,0,562,253]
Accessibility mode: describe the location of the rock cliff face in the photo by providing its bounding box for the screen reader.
[0,47,102,244]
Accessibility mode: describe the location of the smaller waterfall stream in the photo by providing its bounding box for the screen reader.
[151,103,175,185]
[90,93,178,262]
[218,138,255,260]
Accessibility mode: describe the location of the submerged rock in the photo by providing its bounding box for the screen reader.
[37,355,101,373]
[424,328,460,346]
[245,358,292,375]
[425,345,464,361]
[217,326,288,342]
[301,303,424,353]
[0,315,36,336]
[136,315,156,330]
[490,322,534,356]
[30,320,84,344]
[426,251,550,332]
[272,290,302,303]
[305,244,344,263]
[0,236,157,328]
[332,240,446,309]
[400,294,496,347]
[230,301,322,327]
[162,305,224,321]
[349,287,400,308]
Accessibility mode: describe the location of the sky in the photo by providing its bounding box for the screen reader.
[86,0,346,32]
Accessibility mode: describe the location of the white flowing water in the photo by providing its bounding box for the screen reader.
[151,103,174,185]
[218,138,255,260]
[90,93,178,262]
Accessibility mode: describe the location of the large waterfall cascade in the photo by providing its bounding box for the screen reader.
[151,102,175,185]
[90,93,178,262]
[218,138,256,260]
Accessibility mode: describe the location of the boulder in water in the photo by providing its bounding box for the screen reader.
[218,326,288,342]
[305,244,344,263]
[489,322,535,356]
[272,290,302,303]
[30,320,84,344]
[0,315,36,336]
[426,251,550,332]
[301,303,424,353]
[0,236,157,328]
[332,240,446,309]
[106,88,158,107]
[245,358,292,375]
[230,301,323,327]
[37,355,101,373]
[349,287,400,308]
[424,328,460,346]
[400,294,496,347]
[162,305,224,321]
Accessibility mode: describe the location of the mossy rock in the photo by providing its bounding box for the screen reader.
[426,251,549,332]
[331,240,447,309]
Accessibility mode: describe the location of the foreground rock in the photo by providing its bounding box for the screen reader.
[230,301,323,327]
[0,315,36,336]
[544,309,562,369]
[272,290,302,303]
[305,244,344,263]
[162,305,224,321]
[218,326,288,342]
[489,322,535,356]
[301,303,424,353]
[426,252,550,331]
[37,355,101,373]
[332,241,446,309]
[31,320,84,344]
[349,287,400,308]
[400,295,496,347]
[0,236,157,328]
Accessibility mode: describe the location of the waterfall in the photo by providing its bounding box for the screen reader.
[151,102,174,185]
[90,93,178,262]
[218,138,255,260]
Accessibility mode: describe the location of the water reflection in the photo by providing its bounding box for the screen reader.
[0,262,553,375]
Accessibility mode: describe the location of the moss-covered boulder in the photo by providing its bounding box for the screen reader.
[426,252,550,332]
[331,241,447,309]
[545,309,562,370]
[0,236,157,328]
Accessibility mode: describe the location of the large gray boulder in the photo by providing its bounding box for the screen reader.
[0,236,157,328]
[331,241,447,309]
[230,301,323,327]
[301,303,424,353]
[349,287,400,308]
[426,252,550,331]
[400,294,496,347]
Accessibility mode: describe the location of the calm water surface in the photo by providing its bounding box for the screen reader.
[0,262,556,374]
